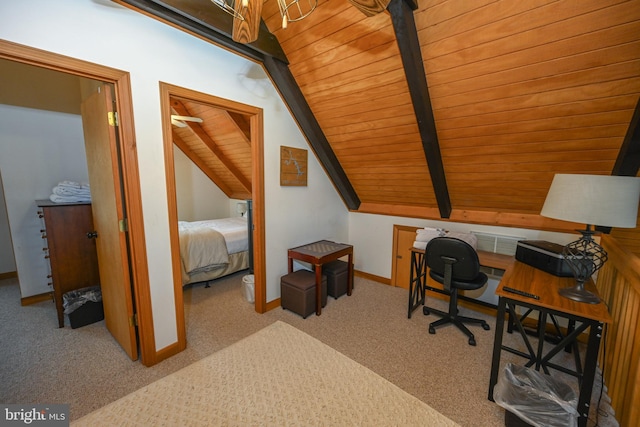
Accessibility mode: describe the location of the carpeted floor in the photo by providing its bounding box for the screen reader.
[72,321,460,426]
[0,273,618,426]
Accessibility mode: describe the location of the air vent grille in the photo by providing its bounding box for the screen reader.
[471,231,523,256]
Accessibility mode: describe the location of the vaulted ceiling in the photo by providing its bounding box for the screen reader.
[116,0,640,234]
[171,96,253,200]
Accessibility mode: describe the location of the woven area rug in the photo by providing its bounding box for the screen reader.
[72,321,459,426]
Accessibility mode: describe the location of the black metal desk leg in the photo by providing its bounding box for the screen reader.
[576,322,604,427]
[536,311,547,373]
[408,251,426,319]
[488,297,507,401]
[408,251,417,318]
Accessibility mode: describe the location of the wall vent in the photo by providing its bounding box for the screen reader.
[471,231,524,256]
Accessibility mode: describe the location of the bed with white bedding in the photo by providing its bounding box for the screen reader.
[178,217,249,285]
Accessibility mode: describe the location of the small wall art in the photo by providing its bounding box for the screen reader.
[280,146,307,186]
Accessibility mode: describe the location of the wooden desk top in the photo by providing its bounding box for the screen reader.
[497,260,612,324]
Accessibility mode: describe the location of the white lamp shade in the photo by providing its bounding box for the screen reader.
[540,174,640,228]
[236,202,248,215]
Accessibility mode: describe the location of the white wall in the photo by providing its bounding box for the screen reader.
[173,146,230,221]
[0,0,348,351]
[348,212,578,279]
[0,172,16,275]
[0,105,89,296]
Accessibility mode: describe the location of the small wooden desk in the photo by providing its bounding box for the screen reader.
[288,240,354,315]
[487,261,612,427]
[407,247,513,318]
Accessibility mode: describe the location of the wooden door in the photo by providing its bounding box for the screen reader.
[81,85,138,360]
[393,226,418,289]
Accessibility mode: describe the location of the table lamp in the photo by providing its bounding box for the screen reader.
[540,174,640,304]
[236,202,248,217]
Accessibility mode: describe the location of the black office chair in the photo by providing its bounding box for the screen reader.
[423,237,490,346]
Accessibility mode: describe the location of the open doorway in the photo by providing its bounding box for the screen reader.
[159,83,266,349]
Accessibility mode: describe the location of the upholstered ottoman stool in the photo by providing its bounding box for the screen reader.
[281,270,327,319]
[322,260,351,299]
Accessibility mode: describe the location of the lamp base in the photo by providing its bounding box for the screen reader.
[559,285,600,304]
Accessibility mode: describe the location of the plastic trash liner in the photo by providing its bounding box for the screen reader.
[62,286,102,314]
[494,363,579,427]
[242,274,255,303]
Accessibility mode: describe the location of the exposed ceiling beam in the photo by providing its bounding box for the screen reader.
[172,100,252,192]
[613,95,640,177]
[387,0,451,218]
[226,111,252,143]
[263,55,361,210]
[596,96,640,234]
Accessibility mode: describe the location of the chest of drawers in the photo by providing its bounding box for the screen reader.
[37,200,100,327]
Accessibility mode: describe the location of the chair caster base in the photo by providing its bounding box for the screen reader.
[482,322,490,331]
[468,336,476,346]
[428,326,435,334]
[423,307,430,316]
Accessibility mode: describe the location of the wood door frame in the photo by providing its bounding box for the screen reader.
[391,224,420,288]
[0,40,157,366]
[159,83,267,352]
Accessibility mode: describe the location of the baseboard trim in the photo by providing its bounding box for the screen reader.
[21,292,53,306]
[0,271,18,280]
[265,298,281,312]
[355,270,390,286]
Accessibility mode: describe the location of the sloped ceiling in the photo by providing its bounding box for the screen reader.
[171,97,253,200]
[117,0,640,233]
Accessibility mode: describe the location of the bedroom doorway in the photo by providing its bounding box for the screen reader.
[160,83,266,346]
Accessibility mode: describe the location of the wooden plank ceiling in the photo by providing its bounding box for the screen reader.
[118,0,640,232]
[171,96,253,200]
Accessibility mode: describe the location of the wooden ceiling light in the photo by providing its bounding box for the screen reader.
[276,0,317,29]
[348,0,391,16]
[211,0,316,44]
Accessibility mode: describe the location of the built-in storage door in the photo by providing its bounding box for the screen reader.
[392,226,418,289]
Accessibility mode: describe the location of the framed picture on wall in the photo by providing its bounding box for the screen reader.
[280,146,307,186]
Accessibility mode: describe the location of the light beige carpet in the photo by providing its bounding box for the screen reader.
[71,321,459,426]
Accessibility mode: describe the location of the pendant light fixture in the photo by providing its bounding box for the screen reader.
[211,0,317,30]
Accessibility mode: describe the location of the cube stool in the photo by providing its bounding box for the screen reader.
[281,270,327,319]
[322,260,351,299]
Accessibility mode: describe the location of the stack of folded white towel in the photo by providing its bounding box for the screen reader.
[413,227,446,250]
[49,181,91,203]
[413,228,478,250]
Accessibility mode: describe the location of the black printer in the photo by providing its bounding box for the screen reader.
[515,240,574,277]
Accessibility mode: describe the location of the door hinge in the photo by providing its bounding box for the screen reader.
[129,314,137,327]
[119,218,128,232]
[108,111,118,127]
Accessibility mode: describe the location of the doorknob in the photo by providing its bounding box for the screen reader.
[87,231,98,239]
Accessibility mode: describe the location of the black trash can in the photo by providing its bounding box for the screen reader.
[494,363,579,427]
[62,286,104,329]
